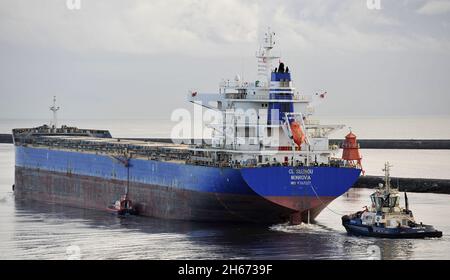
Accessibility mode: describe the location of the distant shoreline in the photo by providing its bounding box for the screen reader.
[3,134,450,149]
[329,139,450,150]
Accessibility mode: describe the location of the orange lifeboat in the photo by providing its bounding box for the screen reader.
[290,121,305,148]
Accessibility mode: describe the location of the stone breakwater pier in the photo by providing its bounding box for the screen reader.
[354,176,450,195]
[2,135,450,149]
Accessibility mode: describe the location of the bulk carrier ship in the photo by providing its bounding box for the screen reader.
[13,30,362,224]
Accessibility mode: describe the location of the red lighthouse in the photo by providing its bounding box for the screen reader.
[342,130,362,169]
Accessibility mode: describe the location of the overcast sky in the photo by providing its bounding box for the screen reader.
[0,0,449,120]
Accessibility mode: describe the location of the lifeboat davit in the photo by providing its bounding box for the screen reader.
[290,121,305,147]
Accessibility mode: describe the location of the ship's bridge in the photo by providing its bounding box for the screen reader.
[185,29,346,168]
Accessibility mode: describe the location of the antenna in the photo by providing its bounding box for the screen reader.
[263,27,275,50]
[49,96,60,128]
[382,161,393,192]
[404,192,409,211]
[256,27,280,85]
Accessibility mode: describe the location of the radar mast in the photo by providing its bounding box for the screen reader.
[49,96,60,128]
[256,27,280,86]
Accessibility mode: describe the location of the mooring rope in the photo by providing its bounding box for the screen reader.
[309,184,347,216]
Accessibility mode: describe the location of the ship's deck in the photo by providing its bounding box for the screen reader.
[45,135,189,149]
[14,135,348,168]
[17,135,191,163]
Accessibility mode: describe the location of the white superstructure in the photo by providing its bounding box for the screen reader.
[188,29,344,167]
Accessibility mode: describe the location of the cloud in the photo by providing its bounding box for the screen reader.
[0,0,259,56]
[271,1,448,53]
[0,0,448,56]
[417,0,450,15]
[1,0,449,119]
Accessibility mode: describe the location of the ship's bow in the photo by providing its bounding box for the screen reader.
[240,166,361,224]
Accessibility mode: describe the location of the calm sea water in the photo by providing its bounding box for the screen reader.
[0,144,449,260]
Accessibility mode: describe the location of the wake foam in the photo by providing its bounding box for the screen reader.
[269,222,330,234]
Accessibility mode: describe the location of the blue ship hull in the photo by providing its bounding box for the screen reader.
[14,146,361,224]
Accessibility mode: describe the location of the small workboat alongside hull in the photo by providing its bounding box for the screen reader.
[106,195,137,216]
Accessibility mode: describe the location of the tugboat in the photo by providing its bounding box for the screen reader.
[342,162,443,238]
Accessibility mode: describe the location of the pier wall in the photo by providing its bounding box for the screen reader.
[2,135,450,149]
[126,138,450,149]
[0,134,12,143]
[329,139,450,149]
[354,176,450,194]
